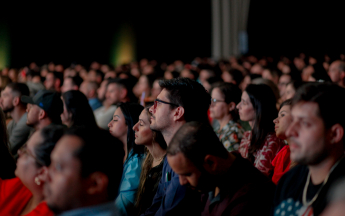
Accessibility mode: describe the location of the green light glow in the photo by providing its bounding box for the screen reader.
[110,24,136,66]
[0,22,10,69]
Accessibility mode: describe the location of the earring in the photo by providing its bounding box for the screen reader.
[34,177,41,186]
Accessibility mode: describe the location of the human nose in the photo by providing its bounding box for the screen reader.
[149,105,154,114]
[26,104,30,112]
[133,122,139,131]
[236,102,241,110]
[179,175,188,186]
[273,117,278,124]
[108,121,112,129]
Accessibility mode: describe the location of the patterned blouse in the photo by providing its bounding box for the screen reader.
[238,131,286,176]
[214,120,245,152]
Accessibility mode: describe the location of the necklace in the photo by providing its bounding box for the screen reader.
[302,156,345,206]
[153,154,165,162]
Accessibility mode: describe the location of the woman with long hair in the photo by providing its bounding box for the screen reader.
[272,99,295,184]
[209,82,244,152]
[236,84,285,176]
[133,105,167,215]
[0,125,64,215]
[108,102,145,215]
[61,90,98,128]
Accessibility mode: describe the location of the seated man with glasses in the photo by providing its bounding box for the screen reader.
[141,78,211,216]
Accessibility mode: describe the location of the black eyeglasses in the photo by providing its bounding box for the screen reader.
[19,144,45,166]
[153,98,179,109]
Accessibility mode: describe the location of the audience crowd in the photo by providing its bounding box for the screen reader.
[0,53,344,215]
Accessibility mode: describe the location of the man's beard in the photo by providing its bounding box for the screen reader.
[2,106,14,113]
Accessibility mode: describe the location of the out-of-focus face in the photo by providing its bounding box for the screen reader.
[61,78,75,94]
[285,83,295,100]
[168,153,212,192]
[0,86,14,113]
[240,75,251,91]
[26,104,41,127]
[88,70,97,82]
[236,91,255,123]
[108,108,128,143]
[151,80,162,100]
[328,61,343,83]
[97,80,108,101]
[210,88,229,120]
[44,73,55,90]
[286,102,329,165]
[105,83,122,105]
[221,71,234,83]
[44,135,87,214]
[149,89,175,134]
[133,110,153,145]
[278,75,291,99]
[262,69,273,81]
[79,82,89,98]
[133,76,150,98]
[273,105,292,140]
[301,65,314,81]
[61,99,72,127]
[15,131,43,187]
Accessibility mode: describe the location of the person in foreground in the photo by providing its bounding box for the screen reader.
[44,127,125,216]
[237,84,285,176]
[142,78,211,216]
[273,82,345,216]
[108,102,145,215]
[167,121,276,216]
[0,125,64,215]
[271,99,294,184]
[133,105,167,215]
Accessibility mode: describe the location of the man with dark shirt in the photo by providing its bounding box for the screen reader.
[141,78,211,216]
[167,122,275,216]
[273,83,345,216]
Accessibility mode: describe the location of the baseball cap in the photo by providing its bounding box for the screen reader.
[21,90,63,115]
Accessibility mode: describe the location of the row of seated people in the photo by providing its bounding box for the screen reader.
[0,76,344,215]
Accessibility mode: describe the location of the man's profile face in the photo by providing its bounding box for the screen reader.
[149,88,175,133]
[44,73,55,90]
[44,135,87,214]
[328,61,342,83]
[105,83,122,105]
[26,104,41,127]
[168,152,213,192]
[0,87,14,113]
[286,102,329,165]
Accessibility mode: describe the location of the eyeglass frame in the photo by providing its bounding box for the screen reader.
[18,143,45,167]
[211,98,226,104]
[153,98,179,109]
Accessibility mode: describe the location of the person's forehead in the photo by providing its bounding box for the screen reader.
[157,88,170,100]
[52,135,82,162]
[168,153,194,171]
[292,102,319,119]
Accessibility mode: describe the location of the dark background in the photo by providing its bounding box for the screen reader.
[1,1,345,68]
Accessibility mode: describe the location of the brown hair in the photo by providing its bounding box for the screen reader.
[135,107,166,213]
